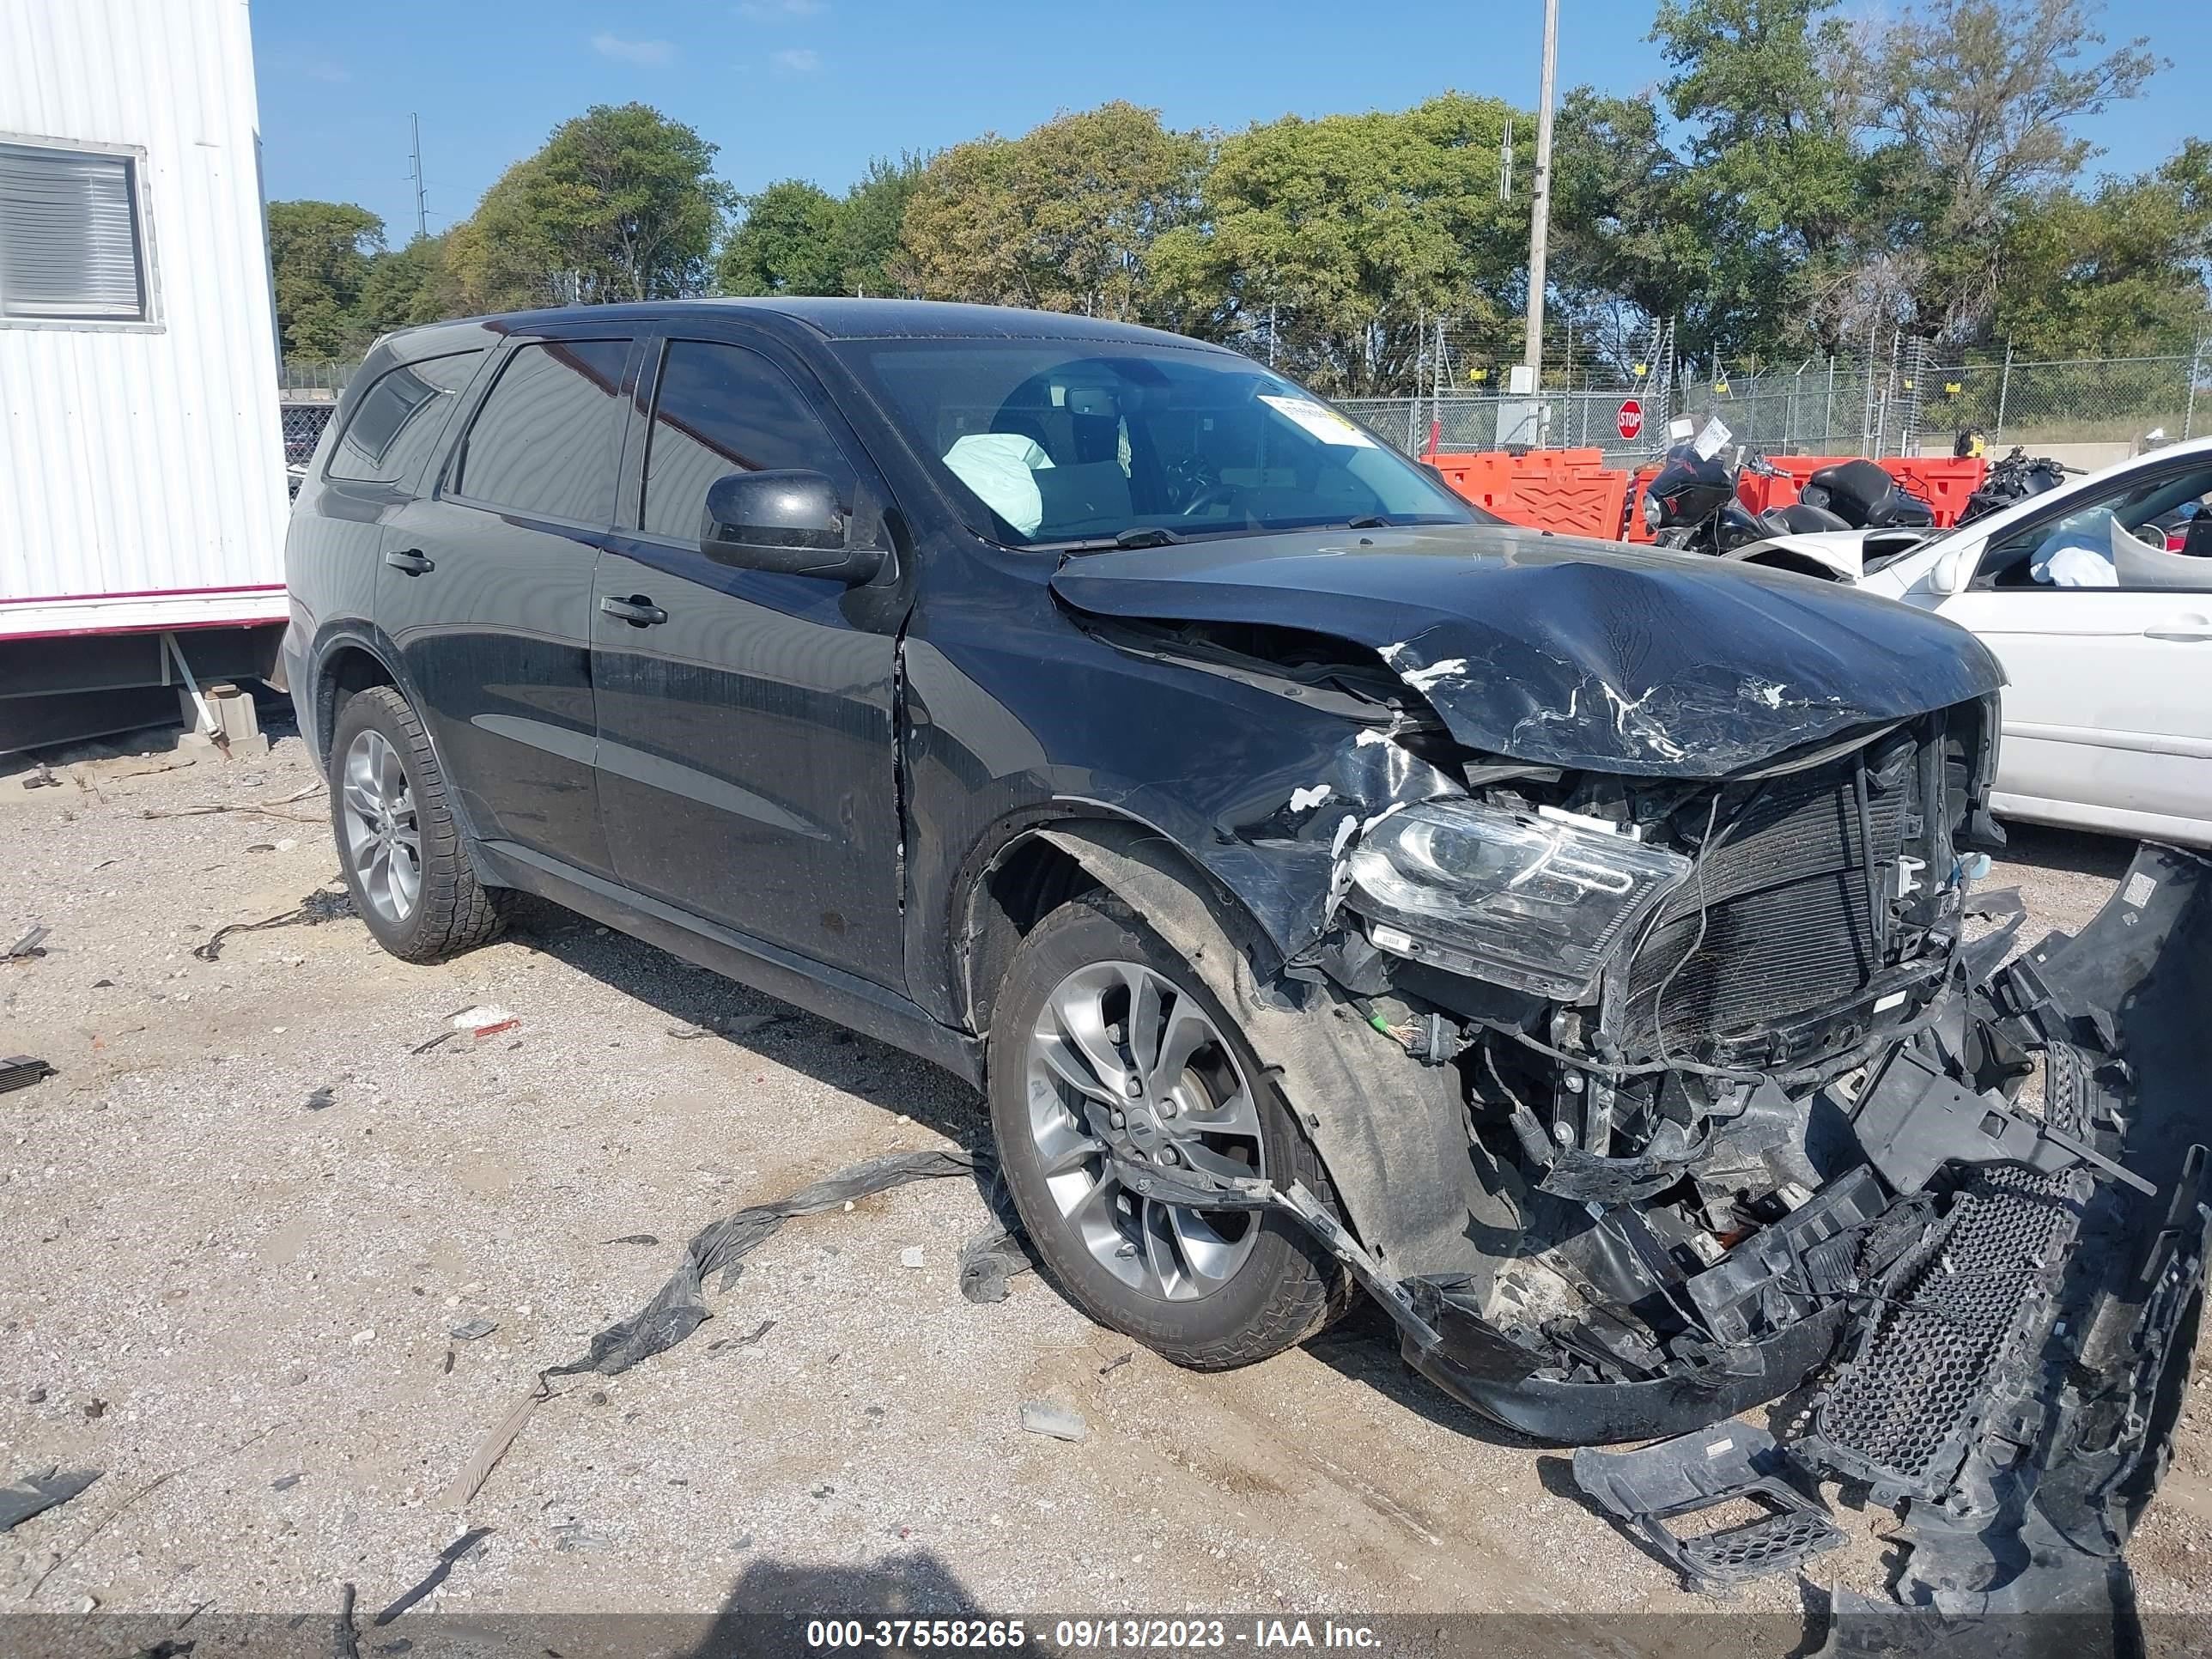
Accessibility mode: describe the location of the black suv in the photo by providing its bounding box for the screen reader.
[283,302,2204,1563]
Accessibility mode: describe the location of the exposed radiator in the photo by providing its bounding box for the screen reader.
[1625,753,1909,1048]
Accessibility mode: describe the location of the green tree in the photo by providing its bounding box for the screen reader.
[356,233,464,333]
[1993,141,2212,356]
[717,179,845,295]
[837,153,925,295]
[903,102,1206,320]
[450,103,731,311]
[1150,94,1525,394]
[266,198,385,358]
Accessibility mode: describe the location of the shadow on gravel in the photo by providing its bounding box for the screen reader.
[1303,1297,1547,1451]
[1995,822,2136,881]
[686,1548,994,1657]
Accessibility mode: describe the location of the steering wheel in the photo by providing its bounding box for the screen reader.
[1178,481,1238,519]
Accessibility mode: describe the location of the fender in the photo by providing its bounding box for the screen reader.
[1034,820,1520,1285]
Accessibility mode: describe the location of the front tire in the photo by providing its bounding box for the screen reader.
[988,894,1348,1370]
[328,684,507,963]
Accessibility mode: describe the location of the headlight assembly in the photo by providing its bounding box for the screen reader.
[1346,799,1692,1001]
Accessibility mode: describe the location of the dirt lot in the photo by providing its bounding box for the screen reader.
[2,719,2209,1637]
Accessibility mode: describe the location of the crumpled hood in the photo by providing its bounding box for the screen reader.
[1049,524,2004,776]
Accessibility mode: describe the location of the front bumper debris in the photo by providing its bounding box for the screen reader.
[1565,842,2212,1624]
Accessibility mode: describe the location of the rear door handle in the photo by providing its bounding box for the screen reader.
[599,594,668,628]
[2143,616,2212,641]
[384,548,434,574]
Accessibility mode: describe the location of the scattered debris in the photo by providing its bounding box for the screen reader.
[604,1234,659,1247]
[22,767,60,790]
[707,1319,775,1353]
[271,1474,304,1492]
[191,889,353,963]
[0,1055,57,1095]
[303,1085,338,1111]
[665,1024,712,1041]
[0,1468,100,1533]
[445,1147,993,1506]
[720,1012,790,1038]
[25,1424,276,1599]
[24,1387,46,1404]
[336,1583,362,1659]
[370,1527,492,1627]
[1573,1420,1845,1591]
[82,1400,106,1421]
[449,1318,497,1342]
[957,1170,1036,1304]
[550,1522,605,1553]
[899,1246,926,1270]
[4,925,51,960]
[441,1351,455,1376]
[1019,1401,1090,1443]
[246,842,276,854]
[1098,1352,1133,1379]
[416,1004,520,1054]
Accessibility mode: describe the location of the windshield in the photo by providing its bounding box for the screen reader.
[837,338,1485,548]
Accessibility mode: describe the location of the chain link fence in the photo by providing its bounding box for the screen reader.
[1330,339,2212,462]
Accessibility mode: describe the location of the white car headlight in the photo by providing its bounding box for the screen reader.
[1346,800,1692,1001]
[1643,489,1665,531]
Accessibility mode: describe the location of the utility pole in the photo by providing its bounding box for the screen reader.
[1522,0,1560,380]
[409,113,428,240]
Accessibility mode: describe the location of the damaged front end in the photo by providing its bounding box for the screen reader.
[1044,539,2210,1614]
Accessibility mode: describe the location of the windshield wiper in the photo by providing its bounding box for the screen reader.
[1343,514,1394,530]
[1047,526,1188,555]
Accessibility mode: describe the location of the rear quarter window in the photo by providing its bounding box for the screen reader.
[325,350,483,484]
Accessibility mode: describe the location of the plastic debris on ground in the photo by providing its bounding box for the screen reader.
[0,1468,100,1532]
[191,889,354,963]
[0,1055,57,1095]
[445,1146,1013,1505]
[371,1527,492,1626]
[3,925,50,961]
[1019,1401,1089,1443]
[449,1318,497,1342]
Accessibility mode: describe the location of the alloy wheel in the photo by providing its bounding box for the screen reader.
[339,728,422,925]
[1024,959,1267,1301]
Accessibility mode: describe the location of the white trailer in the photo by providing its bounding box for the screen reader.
[0,0,289,752]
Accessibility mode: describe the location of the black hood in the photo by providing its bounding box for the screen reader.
[1049,524,2004,777]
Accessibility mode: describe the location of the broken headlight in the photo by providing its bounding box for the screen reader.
[1346,800,1692,1001]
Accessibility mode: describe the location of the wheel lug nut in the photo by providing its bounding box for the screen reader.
[1124,1076,1144,1098]
[1160,1147,1179,1165]
[1109,1111,1125,1128]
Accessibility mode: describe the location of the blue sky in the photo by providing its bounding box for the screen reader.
[251,0,2204,241]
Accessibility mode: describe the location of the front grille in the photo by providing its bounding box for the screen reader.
[1624,754,1907,1048]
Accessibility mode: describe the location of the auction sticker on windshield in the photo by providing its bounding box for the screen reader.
[1260,394,1378,447]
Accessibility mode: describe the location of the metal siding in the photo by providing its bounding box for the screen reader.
[0,0,286,623]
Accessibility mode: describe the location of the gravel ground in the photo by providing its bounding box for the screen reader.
[0,720,2207,1636]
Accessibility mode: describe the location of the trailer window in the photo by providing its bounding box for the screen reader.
[0,141,149,324]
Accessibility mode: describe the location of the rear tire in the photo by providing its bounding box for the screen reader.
[988,893,1348,1370]
[328,684,507,963]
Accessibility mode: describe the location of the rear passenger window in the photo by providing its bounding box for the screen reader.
[325,350,483,483]
[450,338,630,525]
[640,340,858,542]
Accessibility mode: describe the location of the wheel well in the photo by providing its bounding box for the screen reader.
[962,835,1100,1038]
[313,647,397,763]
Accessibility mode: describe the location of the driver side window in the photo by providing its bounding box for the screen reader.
[1978,462,2212,592]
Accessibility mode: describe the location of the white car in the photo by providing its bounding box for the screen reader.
[1730,438,2212,847]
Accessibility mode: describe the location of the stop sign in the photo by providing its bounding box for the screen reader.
[1616,398,1644,441]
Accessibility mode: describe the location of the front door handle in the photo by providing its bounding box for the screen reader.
[384,548,434,574]
[599,594,668,628]
[2144,616,2212,641]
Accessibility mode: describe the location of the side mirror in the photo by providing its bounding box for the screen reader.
[1927,543,1972,596]
[701,470,884,583]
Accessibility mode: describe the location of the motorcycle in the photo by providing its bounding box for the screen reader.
[1958,445,2074,525]
[1642,418,1850,553]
